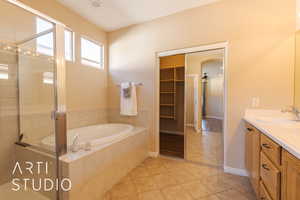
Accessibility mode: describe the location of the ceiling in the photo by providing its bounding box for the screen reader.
[58,0,219,31]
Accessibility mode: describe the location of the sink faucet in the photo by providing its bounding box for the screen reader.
[281,106,300,121]
[70,134,80,152]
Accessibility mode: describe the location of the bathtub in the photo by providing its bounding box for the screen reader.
[19,123,148,200]
[58,124,148,200]
[41,123,135,150]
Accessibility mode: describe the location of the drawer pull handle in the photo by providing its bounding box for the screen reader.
[247,128,253,132]
[262,143,271,149]
[262,164,270,171]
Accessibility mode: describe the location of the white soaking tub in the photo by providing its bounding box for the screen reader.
[41,123,135,150]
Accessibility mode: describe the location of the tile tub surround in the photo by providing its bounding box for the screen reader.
[244,109,300,159]
[107,109,150,129]
[104,157,256,200]
[61,127,148,200]
[67,109,108,129]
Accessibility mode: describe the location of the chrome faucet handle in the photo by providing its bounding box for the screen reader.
[71,134,80,152]
[281,105,295,113]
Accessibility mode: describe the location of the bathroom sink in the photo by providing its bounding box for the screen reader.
[278,122,300,129]
[255,117,297,124]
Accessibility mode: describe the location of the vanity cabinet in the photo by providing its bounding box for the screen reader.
[245,121,300,200]
[245,123,260,196]
[282,150,300,200]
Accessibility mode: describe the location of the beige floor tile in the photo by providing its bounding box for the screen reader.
[181,180,214,199]
[170,170,198,184]
[138,190,165,200]
[201,175,233,193]
[161,185,193,200]
[153,174,178,189]
[216,189,253,200]
[105,157,256,200]
[132,176,157,193]
[197,195,220,200]
[129,166,150,180]
[116,195,140,200]
[110,180,137,199]
[147,165,168,176]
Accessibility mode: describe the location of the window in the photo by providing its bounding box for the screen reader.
[64,29,74,61]
[81,37,103,69]
[36,17,74,61]
[36,17,54,56]
[43,72,54,84]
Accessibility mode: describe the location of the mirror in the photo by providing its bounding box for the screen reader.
[185,49,225,166]
[295,31,300,109]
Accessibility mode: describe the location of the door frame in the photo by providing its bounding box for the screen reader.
[155,42,228,168]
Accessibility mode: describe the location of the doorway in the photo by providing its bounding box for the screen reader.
[156,43,227,167]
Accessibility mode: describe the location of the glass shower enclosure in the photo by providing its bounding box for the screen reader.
[0,0,67,199]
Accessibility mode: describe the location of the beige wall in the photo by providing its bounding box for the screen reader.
[108,0,295,170]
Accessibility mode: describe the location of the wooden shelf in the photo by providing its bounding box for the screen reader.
[160,115,175,119]
[176,80,184,82]
[160,91,175,94]
[160,66,185,70]
[160,104,175,107]
[160,79,174,82]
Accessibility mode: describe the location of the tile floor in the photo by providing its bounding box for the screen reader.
[103,157,256,200]
[186,127,223,166]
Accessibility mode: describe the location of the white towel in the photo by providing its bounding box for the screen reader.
[120,82,138,116]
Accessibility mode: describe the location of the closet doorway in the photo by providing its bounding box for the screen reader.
[157,43,227,167]
[159,54,185,158]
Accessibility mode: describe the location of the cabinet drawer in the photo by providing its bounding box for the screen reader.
[260,181,273,200]
[261,134,281,166]
[260,152,281,200]
[245,123,259,133]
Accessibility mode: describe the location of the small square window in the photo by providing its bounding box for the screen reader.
[81,37,103,69]
[65,29,74,61]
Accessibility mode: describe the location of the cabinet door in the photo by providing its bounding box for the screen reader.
[282,150,300,200]
[245,123,260,196]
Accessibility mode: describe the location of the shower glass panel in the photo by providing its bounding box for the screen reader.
[0,1,66,199]
[18,30,56,153]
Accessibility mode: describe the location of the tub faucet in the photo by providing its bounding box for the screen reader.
[281,106,300,121]
[71,134,80,152]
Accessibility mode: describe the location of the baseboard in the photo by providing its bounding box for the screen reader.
[224,166,248,177]
[205,115,224,120]
[148,152,159,158]
[160,130,184,135]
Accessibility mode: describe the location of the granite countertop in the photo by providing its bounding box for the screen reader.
[244,109,300,159]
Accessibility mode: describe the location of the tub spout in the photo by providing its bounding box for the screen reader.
[71,134,80,152]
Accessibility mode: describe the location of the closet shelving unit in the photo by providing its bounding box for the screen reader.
[160,65,185,120]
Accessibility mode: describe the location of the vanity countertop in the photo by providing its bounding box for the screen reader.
[244,109,300,159]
